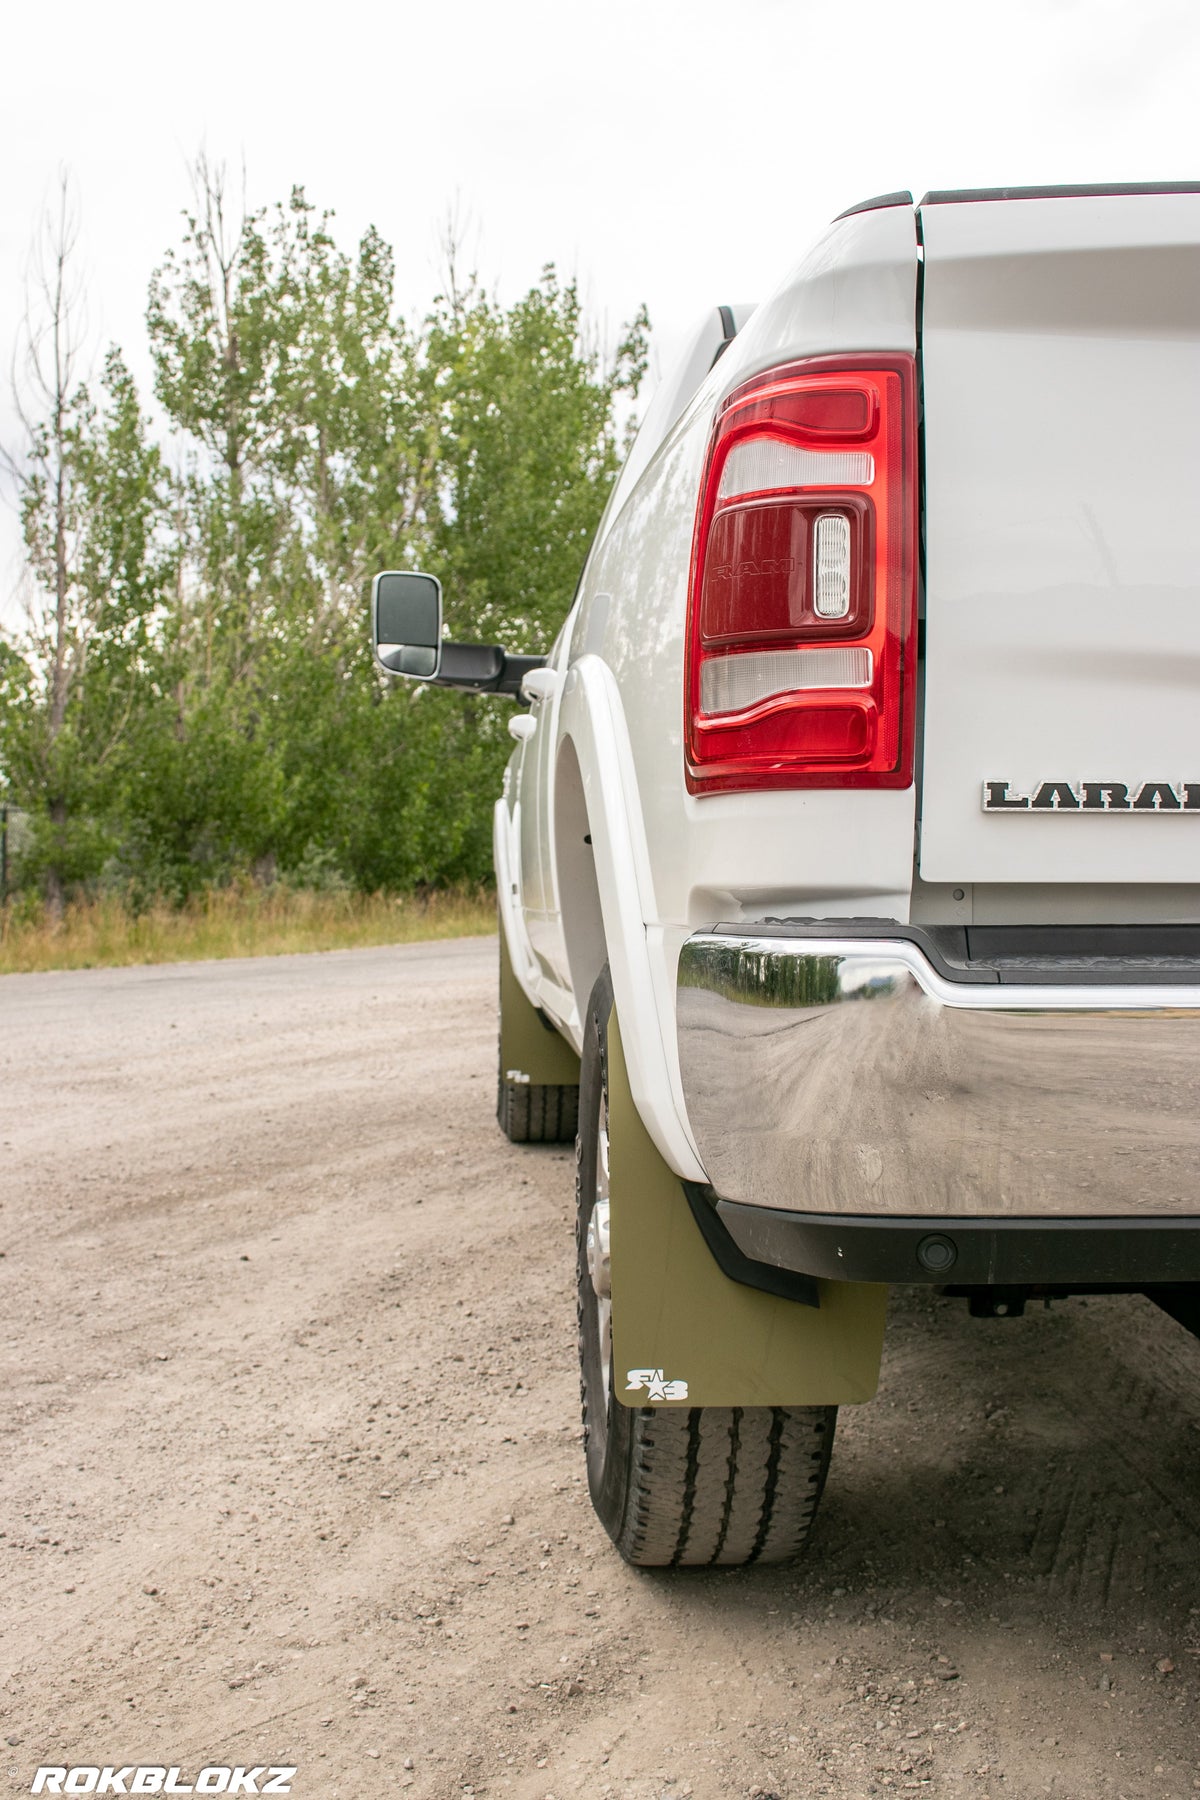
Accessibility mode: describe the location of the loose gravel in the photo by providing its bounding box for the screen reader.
[1,938,1198,1798]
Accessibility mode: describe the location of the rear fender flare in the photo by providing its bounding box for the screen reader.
[557,655,705,1182]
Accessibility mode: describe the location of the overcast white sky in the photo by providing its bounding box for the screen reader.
[3,0,1199,614]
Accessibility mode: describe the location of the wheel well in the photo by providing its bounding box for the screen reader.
[555,735,606,1019]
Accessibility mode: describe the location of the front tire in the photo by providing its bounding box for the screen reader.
[576,965,838,1567]
[496,913,578,1144]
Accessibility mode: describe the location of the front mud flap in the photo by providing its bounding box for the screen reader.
[608,1014,887,1409]
[499,918,580,1087]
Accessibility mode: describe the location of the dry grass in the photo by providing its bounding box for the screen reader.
[0,886,497,975]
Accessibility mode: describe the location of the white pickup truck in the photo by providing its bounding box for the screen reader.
[373,182,1200,1568]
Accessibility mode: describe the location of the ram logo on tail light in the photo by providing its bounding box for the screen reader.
[984,780,1200,812]
[685,355,918,795]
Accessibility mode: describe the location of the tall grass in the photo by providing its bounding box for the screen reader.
[0,885,496,975]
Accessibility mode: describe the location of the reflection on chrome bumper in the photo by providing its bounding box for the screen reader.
[676,932,1200,1220]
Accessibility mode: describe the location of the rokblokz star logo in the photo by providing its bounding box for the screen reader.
[625,1367,689,1401]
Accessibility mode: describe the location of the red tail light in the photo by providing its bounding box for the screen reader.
[685,354,918,794]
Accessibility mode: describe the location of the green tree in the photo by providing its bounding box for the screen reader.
[278,260,650,893]
[366,262,651,889]
[424,263,649,652]
[144,164,435,891]
[1,182,169,910]
[3,166,650,904]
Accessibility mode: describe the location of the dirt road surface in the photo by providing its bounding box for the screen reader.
[2,938,1198,1800]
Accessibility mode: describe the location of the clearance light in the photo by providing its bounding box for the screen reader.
[685,355,918,794]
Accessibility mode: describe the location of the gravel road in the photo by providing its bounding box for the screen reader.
[2,938,1198,1799]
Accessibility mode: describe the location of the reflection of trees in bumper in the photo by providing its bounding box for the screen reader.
[679,942,1200,1220]
[678,944,842,1010]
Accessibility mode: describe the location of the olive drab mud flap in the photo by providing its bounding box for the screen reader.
[608,1015,887,1409]
[498,921,581,1087]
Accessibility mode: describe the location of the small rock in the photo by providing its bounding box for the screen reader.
[403,1759,414,1771]
[143,1584,158,1596]
[501,1514,515,1525]
[366,1750,379,1759]
[1157,1657,1175,1675]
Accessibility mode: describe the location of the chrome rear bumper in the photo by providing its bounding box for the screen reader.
[676,928,1200,1222]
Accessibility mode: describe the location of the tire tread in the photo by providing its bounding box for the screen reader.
[498,1080,579,1144]
[576,960,838,1569]
[609,1401,837,1569]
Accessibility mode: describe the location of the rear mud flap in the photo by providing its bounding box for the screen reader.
[608,1014,887,1408]
[498,919,580,1088]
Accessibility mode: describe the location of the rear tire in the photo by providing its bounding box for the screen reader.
[577,964,837,1566]
[497,1077,579,1145]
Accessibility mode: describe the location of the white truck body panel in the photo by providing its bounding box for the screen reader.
[498,186,1200,1187]
[502,204,922,1174]
[467,186,1200,1542]
[566,202,921,938]
[919,192,1200,888]
[498,654,706,1177]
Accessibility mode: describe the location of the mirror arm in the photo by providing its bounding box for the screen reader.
[432,642,547,699]
[494,653,548,699]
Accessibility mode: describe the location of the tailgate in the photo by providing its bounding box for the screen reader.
[917,187,1200,891]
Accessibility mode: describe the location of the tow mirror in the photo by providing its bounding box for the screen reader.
[371,567,549,698]
[372,570,442,679]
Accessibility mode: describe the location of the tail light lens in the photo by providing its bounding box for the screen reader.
[685,355,918,794]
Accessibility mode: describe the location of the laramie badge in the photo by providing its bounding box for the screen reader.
[983,780,1200,812]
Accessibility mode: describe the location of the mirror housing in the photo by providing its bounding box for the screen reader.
[372,570,443,678]
[370,567,548,699]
